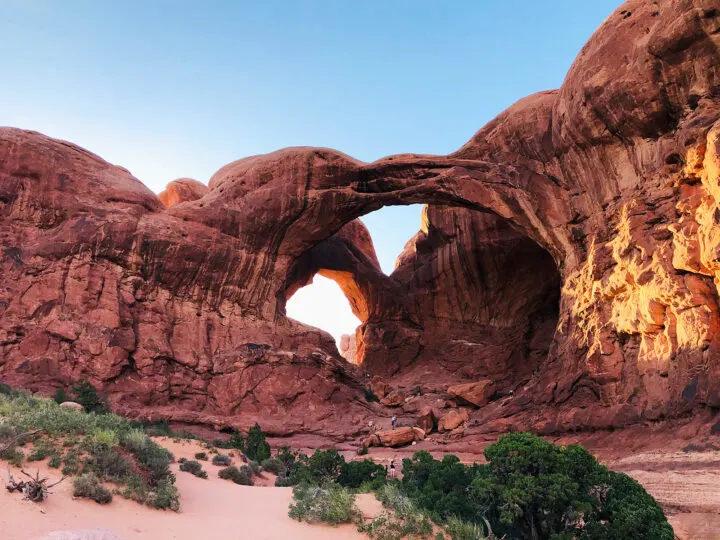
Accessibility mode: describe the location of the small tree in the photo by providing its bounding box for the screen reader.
[71,380,107,414]
[244,423,271,462]
[229,429,246,452]
[53,387,69,404]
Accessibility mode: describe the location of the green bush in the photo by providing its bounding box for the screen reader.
[0,445,24,467]
[360,483,433,540]
[84,444,133,480]
[179,459,208,479]
[400,433,673,540]
[71,380,107,414]
[229,429,245,452]
[307,448,345,483]
[0,390,179,511]
[53,388,70,404]
[48,453,62,468]
[212,454,232,466]
[244,423,271,462]
[73,473,113,504]
[145,478,180,511]
[275,475,296,487]
[27,439,57,462]
[261,457,285,475]
[339,459,386,490]
[444,516,488,540]
[218,465,252,485]
[194,452,208,461]
[289,483,360,525]
[358,446,369,456]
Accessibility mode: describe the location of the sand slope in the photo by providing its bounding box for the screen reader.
[1,438,379,540]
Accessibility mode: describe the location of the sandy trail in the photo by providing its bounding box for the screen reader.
[1,438,380,540]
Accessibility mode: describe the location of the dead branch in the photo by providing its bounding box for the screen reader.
[6,469,65,502]
[0,429,41,454]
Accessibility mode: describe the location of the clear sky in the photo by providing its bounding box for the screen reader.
[0,0,621,344]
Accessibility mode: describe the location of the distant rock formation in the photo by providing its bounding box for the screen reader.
[339,333,357,364]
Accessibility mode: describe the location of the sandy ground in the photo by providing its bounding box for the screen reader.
[1,438,381,540]
[2,436,719,540]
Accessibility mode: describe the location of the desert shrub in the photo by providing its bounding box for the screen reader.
[359,446,369,456]
[143,420,173,437]
[399,433,673,540]
[218,465,252,485]
[129,439,174,485]
[275,475,296,487]
[289,483,360,525]
[244,423,271,462]
[73,473,113,504]
[194,452,208,461]
[0,445,24,467]
[212,453,232,466]
[401,451,479,522]
[145,477,180,511]
[339,459,386,490]
[360,484,433,539]
[91,428,119,448]
[261,457,285,475]
[53,388,70,404]
[229,429,245,452]
[179,459,207,479]
[84,444,133,480]
[27,438,57,461]
[248,460,262,476]
[48,453,62,468]
[307,448,345,482]
[71,380,107,414]
[0,391,179,511]
[120,428,148,454]
[444,516,488,540]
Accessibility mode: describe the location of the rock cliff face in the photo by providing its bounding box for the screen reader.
[1,0,719,437]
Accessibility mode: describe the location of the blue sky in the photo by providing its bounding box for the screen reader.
[0,0,621,343]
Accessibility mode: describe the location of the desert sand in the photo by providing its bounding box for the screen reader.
[1,438,381,540]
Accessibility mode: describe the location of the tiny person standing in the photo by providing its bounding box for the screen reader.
[389,459,396,478]
[391,415,397,429]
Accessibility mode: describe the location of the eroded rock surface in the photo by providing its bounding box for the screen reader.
[1,0,720,438]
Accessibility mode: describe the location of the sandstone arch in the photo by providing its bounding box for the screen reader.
[1,0,720,436]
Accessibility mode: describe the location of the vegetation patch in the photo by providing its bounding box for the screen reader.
[218,465,253,485]
[0,386,179,511]
[179,459,208,479]
[400,432,674,540]
[212,453,232,466]
[73,473,113,504]
[289,482,361,525]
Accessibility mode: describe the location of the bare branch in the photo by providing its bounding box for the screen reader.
[0,429,41,454]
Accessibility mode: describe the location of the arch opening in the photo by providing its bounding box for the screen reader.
[279,200,561,392]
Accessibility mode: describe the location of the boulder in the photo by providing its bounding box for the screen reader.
[415,406,436,435]
[376,427,423,447]
[438,409,469,433]
[59,402,85,412]
[447,380,496,408]
[380,390,406,407]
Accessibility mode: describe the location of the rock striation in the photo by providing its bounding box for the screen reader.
[1,0,719,438]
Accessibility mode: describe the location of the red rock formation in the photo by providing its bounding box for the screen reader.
[157,178,208,208]
[1,0,719,439]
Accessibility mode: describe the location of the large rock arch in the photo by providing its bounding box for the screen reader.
[1,0,719,436]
